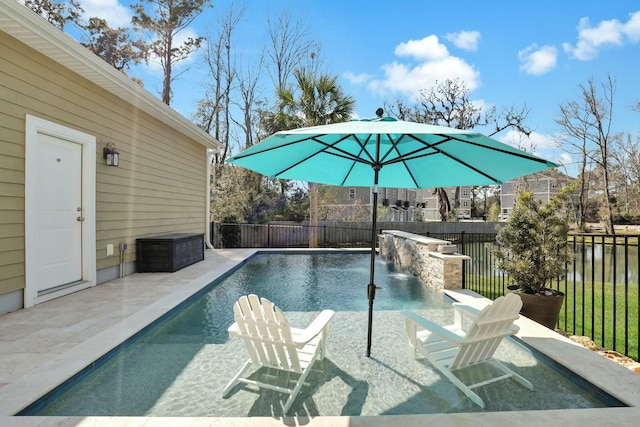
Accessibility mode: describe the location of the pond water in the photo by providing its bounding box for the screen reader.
[465,240,640,285]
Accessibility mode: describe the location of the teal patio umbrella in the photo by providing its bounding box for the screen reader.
[227,115,558,357]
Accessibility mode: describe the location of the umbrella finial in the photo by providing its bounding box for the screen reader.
[375,108,384,118]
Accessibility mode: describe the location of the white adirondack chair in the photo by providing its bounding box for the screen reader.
[402,293,534,408]
[223,294,335,413]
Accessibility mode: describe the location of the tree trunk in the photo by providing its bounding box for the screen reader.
[435,188,451,221]
[578,157,588,229]
[453,187,460,210]
[309,182,318,247]
[603,167,615,235]
[162,37,172,105]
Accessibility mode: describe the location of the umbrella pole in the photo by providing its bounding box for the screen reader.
[366,168,380,358]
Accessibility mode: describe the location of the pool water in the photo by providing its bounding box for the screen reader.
[23,253,624,417]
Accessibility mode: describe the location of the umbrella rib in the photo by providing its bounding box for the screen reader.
[311,134,376,165]
[382,133,552,184]
[408,133,552,163]
[229,136,315,160]
[338,134,374,186]
[378,134,420,187]
[386,150,501,183]
[272,133,375,177]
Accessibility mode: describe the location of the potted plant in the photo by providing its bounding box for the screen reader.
[488,184,575,329]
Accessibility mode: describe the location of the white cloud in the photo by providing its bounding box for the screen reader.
[444,30,481,51]
[343,71,372,85]
[78,0,132,28]
[624,11,640,42]
[528,131,560,150]
[394,35,450,61]
[562,11,640,60]
[369,57,480,99]
[518,44,558,75]
[499,130,558,151]
[366,35,480,100]
[556,152,574,169]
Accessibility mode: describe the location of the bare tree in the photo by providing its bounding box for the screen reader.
[234,56,263,151]
[556,75,617,233]
[384,98,413,121]
[193,3,245,163]
[264,11,320,93]
[417,78,485,130]
[131,0,211,105]
[218,4,245,160]
[489,105,531,138]
[410,79,486,219]
[387,79,530,221]
[556,93,596,229]
[610,133,640,216]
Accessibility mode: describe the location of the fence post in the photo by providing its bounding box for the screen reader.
[209,221,216,248]
[461,231,466,289]
[613,236,618,352]
[323,225,326,247]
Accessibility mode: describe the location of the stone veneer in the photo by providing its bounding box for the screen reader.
[379,230,470,290]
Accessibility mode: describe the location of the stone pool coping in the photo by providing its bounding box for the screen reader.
[1,248,639,426]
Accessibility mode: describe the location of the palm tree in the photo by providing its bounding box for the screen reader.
[273,67,355,247]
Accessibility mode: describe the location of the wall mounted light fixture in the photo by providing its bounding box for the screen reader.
[103,142,119,167]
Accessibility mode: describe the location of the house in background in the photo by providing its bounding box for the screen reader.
[500,169,575,219]
[416,186,472,220]
[0,3,221,315]
[321,186,418,221]
[338,173,574,222]
[321,185,474,221]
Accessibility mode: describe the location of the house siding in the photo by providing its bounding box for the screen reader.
[0,32,207,299]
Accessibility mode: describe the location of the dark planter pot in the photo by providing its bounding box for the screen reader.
[509,287,565,329]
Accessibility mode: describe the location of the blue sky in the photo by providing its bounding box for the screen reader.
[74,0,640,176]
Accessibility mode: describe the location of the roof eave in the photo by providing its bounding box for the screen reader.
[0,2,222,151]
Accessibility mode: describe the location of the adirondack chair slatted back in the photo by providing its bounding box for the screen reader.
[233,294,303,372]
[450,293,522,370]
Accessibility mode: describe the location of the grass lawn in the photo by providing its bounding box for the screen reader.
[557,279,639,361]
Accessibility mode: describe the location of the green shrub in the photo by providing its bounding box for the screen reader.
[488,185,574,294]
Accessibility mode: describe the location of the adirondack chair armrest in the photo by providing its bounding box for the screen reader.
[228,321,240,337]
[451,303,482,330]
[452,303,482,318]
[402,310,464,344]
[293,309,335,347]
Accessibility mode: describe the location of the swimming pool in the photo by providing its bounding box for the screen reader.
[21,252,625,416]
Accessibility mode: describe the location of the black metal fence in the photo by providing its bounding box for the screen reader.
[211,222,639,361]
[211,222,374,249]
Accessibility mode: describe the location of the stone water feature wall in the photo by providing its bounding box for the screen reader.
[379,230,470,290]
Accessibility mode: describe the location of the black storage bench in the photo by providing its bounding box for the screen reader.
[136,233,204,273]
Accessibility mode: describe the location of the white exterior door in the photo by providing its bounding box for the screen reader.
[35,133,83,291]
[25,115,96,307]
